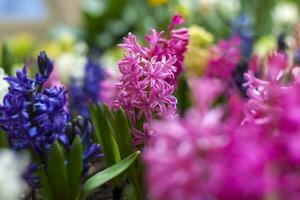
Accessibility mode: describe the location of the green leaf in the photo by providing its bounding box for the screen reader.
[67,135,83,199]
[47,141,70,200]
[0,130,9,148]
[1,43,12,75]
[114,108,132,158]
[90,103,120,167]
[82,151,140,198]
[38,168,53,200]
[103,105,143,199]
[126,165,143,200]
[102,104,116,132]
[106,0,128,18]
[175,74,192,116]
[102,104,122,147]
[102,105,132,158]
[253,0,275,37]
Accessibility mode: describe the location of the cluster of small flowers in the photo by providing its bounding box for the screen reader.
[0,52,100,187]
[241,52,300,199]
[144,78,228,200]
[184,25,214,76]
[243,52,289,125]
[206,36,241,81]
[0,52,68,153]
[69,61,104,118]
[143,52,300,200]
[114,14,188,145]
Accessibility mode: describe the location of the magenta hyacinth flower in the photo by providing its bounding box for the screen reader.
[243,52,288,126]
[206,36,241,81]
[114,14,188,145]
[144,51,300,199]
[145,13,189,83]
[143,78,228,200]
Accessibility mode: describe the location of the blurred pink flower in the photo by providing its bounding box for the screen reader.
[243,52,289,126]
[99,68,119,108]
[144,78,229,200]
[266,52,288,81]
[44,68,64,88]
[144,59,300,199]
[248,54,261,72]
[206,36,241,81]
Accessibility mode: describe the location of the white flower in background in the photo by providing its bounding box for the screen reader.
[217,0,240,18]
[198,0,240,17]
[0,68,9,103]
[273,2,298,27]
[55,52,87,84]
[74,42,88,55]
[198,0,217,14]
[0,150,29,200]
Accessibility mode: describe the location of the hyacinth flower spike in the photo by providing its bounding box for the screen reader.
[69,61,104,118]
[114,14,189,146]
[0,52,103,199]
[144,49,300,199]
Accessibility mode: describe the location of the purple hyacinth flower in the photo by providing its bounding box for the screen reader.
[0,52,101,188]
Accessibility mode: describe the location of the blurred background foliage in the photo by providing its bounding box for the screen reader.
[1,0,300,70]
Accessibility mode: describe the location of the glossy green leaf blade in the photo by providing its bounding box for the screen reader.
[114,108,132,158]
[103,106,143,199]
[102,105,131,157]
[67,135,83,199]
[47,141,70,200]
[38,168,53,200]
[90,103,120,166]
[82,151,140,198]
[102,104,117,141]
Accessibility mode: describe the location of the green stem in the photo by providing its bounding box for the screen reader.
[128,161,144,200]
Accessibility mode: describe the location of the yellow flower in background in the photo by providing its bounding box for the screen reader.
[185,47,210,75]
[148,0,168,7]
[40,42,62,59]
[189,25,214,48]
[55,32,77,52]
[7,33,34,61]
[184,25,213,76]
[38,32,87,60]
[175,3,191,19]
[254,35,276,57]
